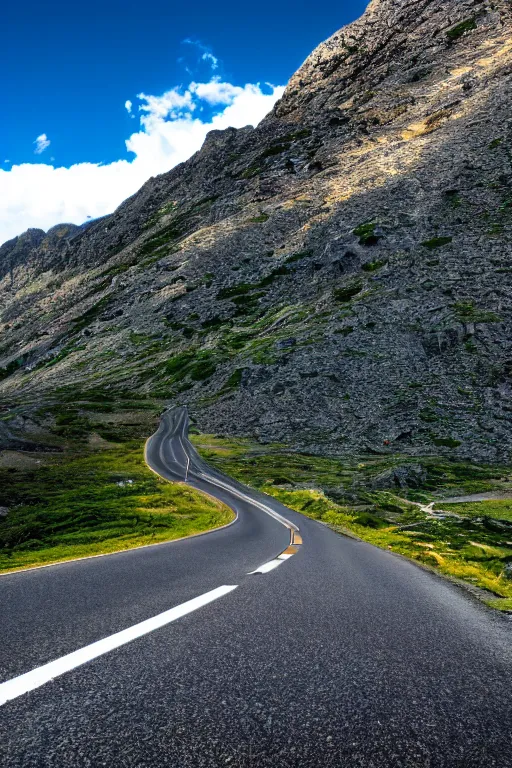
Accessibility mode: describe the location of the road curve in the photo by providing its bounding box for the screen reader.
[1,408,511,767]
[145,405,300,538]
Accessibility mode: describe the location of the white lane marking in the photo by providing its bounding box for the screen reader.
[196,470,299,534]
[249,559,284,574]
[277,553,294,560]
[0,585,237,707]
[149,411,300,537]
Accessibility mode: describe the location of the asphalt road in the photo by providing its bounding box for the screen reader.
[1,407,511,767]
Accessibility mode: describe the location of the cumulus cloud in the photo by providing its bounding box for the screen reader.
[190,81,241,105]
[0,80,284,245]
[124,99,133,114]
[33,134,51,154]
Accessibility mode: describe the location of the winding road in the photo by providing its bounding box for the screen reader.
[1,407,511,767]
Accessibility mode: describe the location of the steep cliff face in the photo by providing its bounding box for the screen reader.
[1,0,512,461]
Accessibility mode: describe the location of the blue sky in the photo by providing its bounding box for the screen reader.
[1,0,367,243]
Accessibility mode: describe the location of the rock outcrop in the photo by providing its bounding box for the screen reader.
[1,0,511,461]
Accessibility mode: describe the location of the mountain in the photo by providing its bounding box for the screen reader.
[1,0,512,461]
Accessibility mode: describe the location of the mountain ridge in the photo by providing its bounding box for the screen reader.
[1,0,512,462]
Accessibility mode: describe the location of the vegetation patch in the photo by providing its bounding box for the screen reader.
[421,236,453,249]
[285,250,313,264]
[217,284,253,299]
[430,435,462,448]
[279,128,312,142]
[362,259,387,272]
[485,598,512,612]
[353,222,382,246]
[139,218,187,257]
[240,165,262,179]
[218,368,244,395]
[248,213,270,223]
[188,350,218,381]
[191,435,512,605]
[433,499,512,522]
[0,355,28,382]
[258,265,289,287]
[0,443,233,572]
[260,143,291,159]
[446,17,477,42]
[452,301,501,324]
[70,295,112,332]
[144,200,179,229]
[333,280,363,302]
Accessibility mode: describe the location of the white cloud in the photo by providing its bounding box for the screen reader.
[202,52,219,70]
[190,80,241,105]
[124,99,133,114]
[0,80,285,246]
[34,133,51,154]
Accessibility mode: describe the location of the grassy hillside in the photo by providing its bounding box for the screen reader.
[191,433,512,610]
[0,425,232,573]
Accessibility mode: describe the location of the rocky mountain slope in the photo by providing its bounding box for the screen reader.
[1,0,512,461]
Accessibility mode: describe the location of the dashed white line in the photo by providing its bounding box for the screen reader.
[249,559,285,574]
[0,585,238,707]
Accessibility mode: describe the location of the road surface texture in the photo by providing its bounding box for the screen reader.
[1,407,511,767]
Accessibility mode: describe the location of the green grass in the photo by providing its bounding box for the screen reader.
[333,280,363,302]
[248,214,270,223]
[0,442,233,572]
[452,301,501,324]
[434,499,512,522]
[260,143,291,158]
[362,259,387,272]
[191,434,512,603]
[485,598,512,612]
[421,236,453,249]
[446,17,477,42]
[431,435,461,448]
[353,222,382,246]
[0,355,29,381]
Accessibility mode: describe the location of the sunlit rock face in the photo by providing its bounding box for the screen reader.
[1,0,512,462]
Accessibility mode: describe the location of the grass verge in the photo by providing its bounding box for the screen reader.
[0,441,233,573]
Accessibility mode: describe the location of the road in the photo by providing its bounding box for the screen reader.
[0,407,511,767]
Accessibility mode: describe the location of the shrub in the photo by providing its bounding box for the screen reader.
[453,301,501,323]
[217,284,253,299]
[333,280,363,302]
[258,265,289,287]
[353,222,382,246]
[240,166,261,179]
[431,435,461,448]
[362,259,387,272]
[446,18,477,42]
[219,368,244,394]
[421,236,452,249]
[260,143,291,158]
[353,512,387,529]
[248,213,270,223]
[0,356,26,381]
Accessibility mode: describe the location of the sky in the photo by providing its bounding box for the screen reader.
[0,0,367,246]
